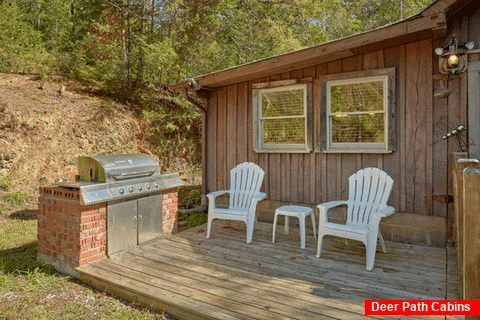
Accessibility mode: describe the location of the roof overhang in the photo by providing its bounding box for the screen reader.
[170,0,463,91]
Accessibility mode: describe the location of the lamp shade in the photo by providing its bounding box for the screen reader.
[447,54,460,68]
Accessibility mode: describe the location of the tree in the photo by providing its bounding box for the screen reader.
[0,0,436,86]
[305,0,435,42]
[0,1,47,74]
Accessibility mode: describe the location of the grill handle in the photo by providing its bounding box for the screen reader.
[111,170,156,181]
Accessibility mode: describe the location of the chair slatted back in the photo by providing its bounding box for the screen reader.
[229,162,265,210]
[347,167,394,226]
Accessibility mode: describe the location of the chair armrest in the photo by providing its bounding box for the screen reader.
[317,200,348,224]
[206,190,230,201]
[368,206,395,229]
[248,192,267,210]
[206,190,230,211]
[253,192,267,201]
[376,205,395,218]
[245,192,267,217]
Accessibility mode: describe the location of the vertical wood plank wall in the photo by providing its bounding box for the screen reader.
[204,37,465,218]
[441,1,480,225]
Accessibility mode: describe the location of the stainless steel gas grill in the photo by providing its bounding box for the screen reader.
[56,153,183,255]
[73,153,182,205]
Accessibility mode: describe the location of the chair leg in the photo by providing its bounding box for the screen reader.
[310,212,316,240]
[366,229,380,271]
[299,216,306,249]
[206,217,214,239]
[272,213,279,243]
[246,214,255,244]
[284,215,289,234]
[246,223,254,244]
[316,234,324,258]
[365,242,377,271]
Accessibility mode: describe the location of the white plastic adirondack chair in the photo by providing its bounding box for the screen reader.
[316,167,394,271]
[206,162,266,243]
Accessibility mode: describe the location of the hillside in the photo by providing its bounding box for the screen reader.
[0,73,188,214]
[0,73,200,318]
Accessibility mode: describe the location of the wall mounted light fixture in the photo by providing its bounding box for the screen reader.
[435,36,474,79]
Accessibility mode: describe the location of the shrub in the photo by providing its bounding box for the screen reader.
[178,185,202,209]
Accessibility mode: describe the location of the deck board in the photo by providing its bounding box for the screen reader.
[77,221,460,320]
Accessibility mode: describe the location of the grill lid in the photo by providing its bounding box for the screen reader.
[78,154,161,183]
[65,153,183,205]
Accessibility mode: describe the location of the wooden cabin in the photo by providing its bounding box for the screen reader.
[171,0,480,247]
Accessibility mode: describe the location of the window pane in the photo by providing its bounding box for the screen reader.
[263,118,305,144]
[262,89,304,117]
[330,81,384,113]
[331,114,384,143]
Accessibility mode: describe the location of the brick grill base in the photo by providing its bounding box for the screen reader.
[37,186,179,278]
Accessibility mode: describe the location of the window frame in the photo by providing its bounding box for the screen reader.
[319,68,396,153]
[253,79,313,153]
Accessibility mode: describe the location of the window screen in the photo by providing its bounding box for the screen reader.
[323,72,393,153]
[261,89,305,144]
[253,82,312,153]
[329,79,385,144]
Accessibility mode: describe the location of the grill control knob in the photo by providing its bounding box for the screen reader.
[119,189,125,195]
[128,187,134,193]
[138,185,143,192]
[146,184,151,190]
[154,183,159,189]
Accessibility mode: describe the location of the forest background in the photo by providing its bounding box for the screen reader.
[0,0,434,167]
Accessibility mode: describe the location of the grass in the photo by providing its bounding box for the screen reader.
[3,190,29,205]
[178,211,208,228]
[0,184,206,319]
[0,175,12,191]
[0,218,62,293]
[0,212,174,319]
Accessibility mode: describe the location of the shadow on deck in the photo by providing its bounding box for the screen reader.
[77,220,461,320]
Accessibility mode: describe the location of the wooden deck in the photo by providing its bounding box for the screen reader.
[77,220,461,320]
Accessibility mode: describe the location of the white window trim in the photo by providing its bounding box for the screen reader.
[253,80,312,153]
[320,68,395,153]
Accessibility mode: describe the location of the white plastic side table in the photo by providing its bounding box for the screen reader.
[272,205,316,249]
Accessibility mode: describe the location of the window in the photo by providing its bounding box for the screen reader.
[321,68,395,153]
[253,80,312,153]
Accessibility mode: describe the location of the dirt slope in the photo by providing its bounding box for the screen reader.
[0,73,161,211]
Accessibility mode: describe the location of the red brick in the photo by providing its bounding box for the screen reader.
[79,249,94,260]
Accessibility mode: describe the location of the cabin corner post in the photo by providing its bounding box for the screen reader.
[451,155,479,289]
[449,152,468,241]
[462,166,480,300]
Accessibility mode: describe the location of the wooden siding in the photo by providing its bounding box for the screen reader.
[441,1,480,234]
[204,35,462,218]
